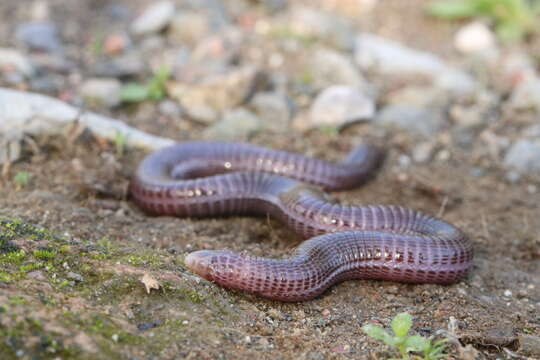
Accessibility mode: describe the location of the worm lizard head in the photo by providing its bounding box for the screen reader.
[185,250,216,281]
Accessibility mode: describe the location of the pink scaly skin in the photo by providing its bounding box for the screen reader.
[130,142,473,302]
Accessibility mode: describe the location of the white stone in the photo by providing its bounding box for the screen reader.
[454,22,496,54]
[0,87,174,152]
[131,1,175,36]
[0,48,34,76]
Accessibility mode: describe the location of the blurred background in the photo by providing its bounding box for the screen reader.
[0,1,539,359]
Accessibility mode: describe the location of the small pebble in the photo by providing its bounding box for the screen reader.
[412,142,435,163]
[503,139,540,174]
[79,78,122,108]
[250,91,292,131]
[454,21,496,55]
[203,108,262,140]
[137,321,162,331]
[15,21,63,52]
[67,272,84,282]
[131,1,175,36]
[0,48,34,76]
[309,48,366,90]
[309,85,375,128]
[375,105,444,137]
[158,100,183,117]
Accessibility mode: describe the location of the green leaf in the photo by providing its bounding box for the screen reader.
[496,21,526,42]
[391,312,412,338]
[362,324,396,346]
[120,83,149,103]
[147,66,171,101]
[404,335,428,353]
[426,0,479,18]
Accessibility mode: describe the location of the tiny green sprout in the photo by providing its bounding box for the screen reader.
[114,131,128,157]
[120,66,171,103]
[147,66,171,101]
[14,171,31,188]
[319,125,339,136]
[362,312,449,360]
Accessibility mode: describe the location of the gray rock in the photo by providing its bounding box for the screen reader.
[308,85,375,128]
[250,92,292,132]
[67,272,84,282]
[92,52,145,78]
[187,105,218,124]
[288,6,355,50]
[168,66,262,113]
[29,74,65,95]
[412,142,435,163]
[509,78,540,112]
[0,48,34,76]
[203,108,262,140]
[354,33,476,94]
[523,124,540,138]
[80,78,122,108]
[168,12,211,45]
[158,100,183,117]
[375,105,444,136]
[503,139,540,174]
[131,1,175,36]
[15,22,62,52]
[0,131,22,164]
[27,270,47,281]
[308,48,366,90]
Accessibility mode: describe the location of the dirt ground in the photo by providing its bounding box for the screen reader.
[1,1,540,360]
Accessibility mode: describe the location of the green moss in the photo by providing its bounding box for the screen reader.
[0,316,81,359]
[0,218,60,243]
[0,272,13,283]
[61,312,142,346]
[33,249,57,260]
[121,254,162,267]
[19,262,44,273]
[8,296,27,306]
[0,249,26,264]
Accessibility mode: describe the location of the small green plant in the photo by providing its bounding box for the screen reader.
[427,0,540,42]
[362,312,449,360]
[14,171,31,188]
[120,66,171,103]
[114,131,128,157]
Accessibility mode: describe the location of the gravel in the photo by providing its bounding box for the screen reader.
[503,139,540,174]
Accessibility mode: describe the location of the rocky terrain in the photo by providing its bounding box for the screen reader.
[0,0,539,359]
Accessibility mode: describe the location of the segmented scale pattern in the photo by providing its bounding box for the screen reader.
[131,141,473,301]
[202,231,471,301]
